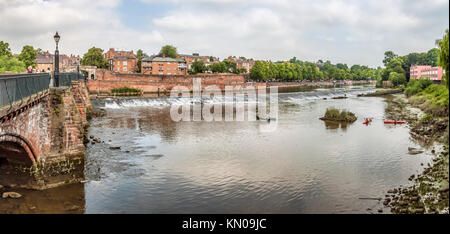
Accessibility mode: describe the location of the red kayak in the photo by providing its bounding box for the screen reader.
[363,119,372,124]
[384,121,405,124]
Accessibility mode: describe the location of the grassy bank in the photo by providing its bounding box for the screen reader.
[382,79,449,214]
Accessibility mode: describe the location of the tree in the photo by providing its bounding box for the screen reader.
[159,45,177,58]
[388,72,406,87]
[190,60,206,74]
[209,62,227,73]
[250,61,269,81]
[223,60,237,73]
[383,51,398,66]
[0,41,12,57]
[81,47,109,68]
[0,55,26,73]
[436,29,449,88]
[136,49,148,73]
[35,48,45,55]
[426,48,439,67]
[18,45,37,68]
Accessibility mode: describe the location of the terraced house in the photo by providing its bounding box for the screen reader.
[104,48,138,74]
[141,55,187,75]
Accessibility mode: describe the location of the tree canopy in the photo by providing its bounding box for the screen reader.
[18,45,37,68]
[0,55,26,74]
[190,60,206,74]
[437,29,449,88]
[81,47,109,68]
[249,58,378,81]
[0,41,12,57]
[159,45,177,58]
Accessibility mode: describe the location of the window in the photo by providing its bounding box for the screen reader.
[167,62,171,64]
[123,67,127,71]
[159,72,163,75]
[167,67,171,71]
[123,61,127,66]
[168,72,171,75]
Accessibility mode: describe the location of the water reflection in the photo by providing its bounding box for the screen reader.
[0,183,85,214]
[322,120,349,131]
[81,87,433,213]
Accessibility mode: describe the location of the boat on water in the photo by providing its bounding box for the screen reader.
[363,119,372,124]
[384,120,405,124]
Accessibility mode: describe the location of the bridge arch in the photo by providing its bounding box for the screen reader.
[0,133,37,165]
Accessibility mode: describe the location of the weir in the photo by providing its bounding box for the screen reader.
[0,73,91,190]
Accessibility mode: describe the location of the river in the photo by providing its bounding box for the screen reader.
[0,85,434,214]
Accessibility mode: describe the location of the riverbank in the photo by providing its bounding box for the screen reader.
[382,93,449,214]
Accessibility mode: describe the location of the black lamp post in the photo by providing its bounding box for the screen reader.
[53,31,60,87]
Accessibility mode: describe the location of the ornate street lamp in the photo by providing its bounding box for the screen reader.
[53,31,60,87]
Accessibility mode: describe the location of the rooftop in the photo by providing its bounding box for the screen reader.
[142,56,186,62]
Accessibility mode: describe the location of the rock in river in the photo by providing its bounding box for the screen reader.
[110,146,121,150]
[2,192,22,199]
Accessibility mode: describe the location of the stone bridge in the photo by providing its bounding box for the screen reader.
[0,73,91,189]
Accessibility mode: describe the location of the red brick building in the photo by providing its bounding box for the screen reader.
[141,55,187,75]
[104,48,138,74]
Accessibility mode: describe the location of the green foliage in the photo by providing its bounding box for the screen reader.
[159,45,177,58]
[209,62,227,73]
[190,60,206,74]
[18,45,37,68]
[388,72,406,87]
[249,59,376,81]
[321,107,357,122]
[405,78,433,96]
[136,49,148,73]
[436,29,449,88]
[383,51,398,66]
[81,47,109,68]
[421,113,433,122]
[0,41,12,57]
[0,55,26,73]
[111,86,142,93]
[421,84,449,108]
[223,60,237,73]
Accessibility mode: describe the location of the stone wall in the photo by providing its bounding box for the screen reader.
[89,69,253,94]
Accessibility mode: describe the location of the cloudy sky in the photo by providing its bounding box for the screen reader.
[0,0,448,67]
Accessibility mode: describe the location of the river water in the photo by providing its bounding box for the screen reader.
[0,86,434,213]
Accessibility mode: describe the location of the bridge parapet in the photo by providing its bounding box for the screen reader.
[0,74,91,190]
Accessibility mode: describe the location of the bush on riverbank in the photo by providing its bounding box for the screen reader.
[111,86,142,94]
[405,78,433,97]
[320,107,357,122]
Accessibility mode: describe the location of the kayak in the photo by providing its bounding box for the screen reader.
[384,121,405,124]
[363,119,372,124]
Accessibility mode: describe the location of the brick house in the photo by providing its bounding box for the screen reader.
[104,48,138,74]
[410,65,444,82]
[141,55,187,75]
[36,51,80,72]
